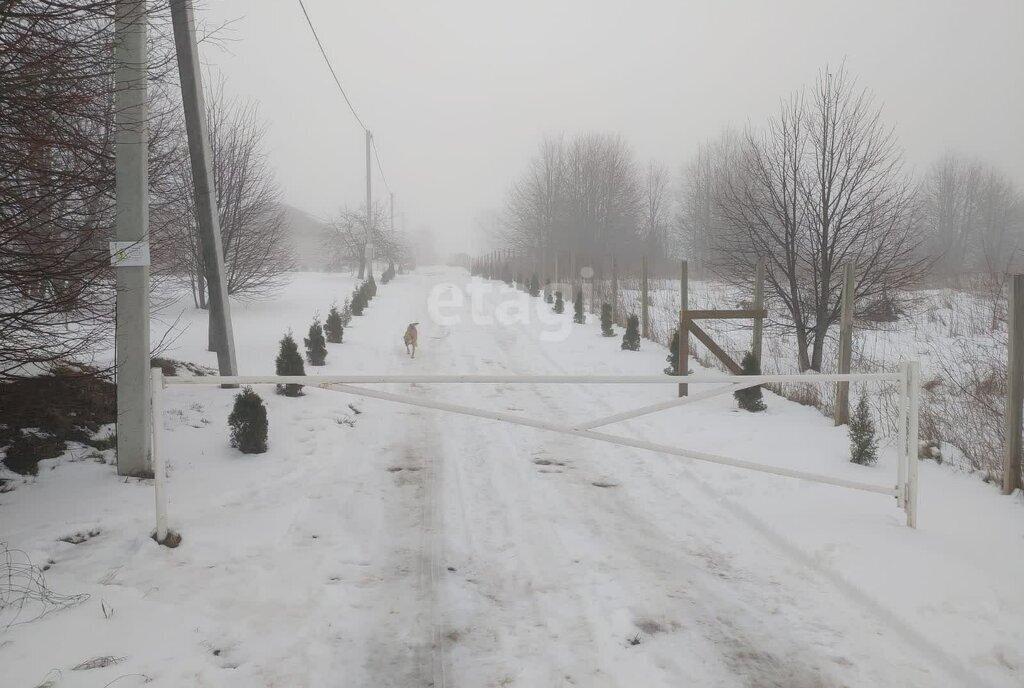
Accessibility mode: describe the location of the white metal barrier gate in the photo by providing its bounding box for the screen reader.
[149,363,921,543]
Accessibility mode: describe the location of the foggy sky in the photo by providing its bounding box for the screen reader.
[199,0,1024,257]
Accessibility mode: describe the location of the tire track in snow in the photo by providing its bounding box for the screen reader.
[509,308,977,687]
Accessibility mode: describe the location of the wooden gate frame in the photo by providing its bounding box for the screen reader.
[678,308,766,396]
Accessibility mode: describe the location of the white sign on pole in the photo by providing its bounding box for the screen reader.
[110,241,151,267]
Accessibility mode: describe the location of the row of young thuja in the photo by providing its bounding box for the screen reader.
[226,267,398,455]
[515,275,880,467]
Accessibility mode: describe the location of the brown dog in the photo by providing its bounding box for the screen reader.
[403,322,419,358]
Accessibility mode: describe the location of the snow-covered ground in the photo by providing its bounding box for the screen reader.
[3,268,1024,687]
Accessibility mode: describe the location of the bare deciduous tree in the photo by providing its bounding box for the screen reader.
[639,162,670,271]
[163,80,293,307]
[327,201,395,277]
[714,65,926,371]
[500,133,645,274]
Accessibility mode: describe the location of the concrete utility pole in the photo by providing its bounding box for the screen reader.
[169,0,237,379]
[365,129,374,278]
[113,0,151,476]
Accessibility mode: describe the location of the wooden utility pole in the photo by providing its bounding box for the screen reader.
[834,263,855,426]
[752,258,766,366]
[678,260,689,397]
[1004,275,1024,494]
[611,256,619,326]
[641,256,649,339]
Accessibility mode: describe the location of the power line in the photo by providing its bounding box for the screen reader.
[295,0,396,207]
[371,137,393,195]
[295,0,367,132]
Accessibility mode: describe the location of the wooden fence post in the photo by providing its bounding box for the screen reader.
[641,256,649,339]
[834,263,855,426]
[679,260,689,397]
[752,257,765,365]
[1004,274,1024,494]
[611,256,619,326]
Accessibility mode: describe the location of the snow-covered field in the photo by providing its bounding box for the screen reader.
[3,268,1024,687]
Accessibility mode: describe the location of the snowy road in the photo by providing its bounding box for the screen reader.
[5,268,1020,688]
[364,270,941,688]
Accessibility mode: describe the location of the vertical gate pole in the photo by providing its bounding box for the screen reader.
[679,260,688,397]
[151,367,168,543]
[907,360,921,528]
[897,361,909,510]
[641,256,649,339]
[611,255,619,326]
[752,257,766,366]
[1004,274,1024,494]
[834,263,855,426]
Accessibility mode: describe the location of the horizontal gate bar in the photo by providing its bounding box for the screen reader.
[165,372,902,386]
[575,382,747,430]
[681,308,767,320]
[318,383,898,497]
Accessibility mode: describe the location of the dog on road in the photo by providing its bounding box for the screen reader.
[403,322,419,358]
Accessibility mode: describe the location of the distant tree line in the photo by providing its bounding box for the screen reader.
[495,63,1024,372]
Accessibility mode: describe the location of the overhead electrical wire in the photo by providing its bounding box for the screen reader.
[371,137,393,196]
[295,0,368,132]
[296,0,395,199]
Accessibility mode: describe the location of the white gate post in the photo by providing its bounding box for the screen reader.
[906,360,921,528]
[151,367,168,543]
[897,361,908,510]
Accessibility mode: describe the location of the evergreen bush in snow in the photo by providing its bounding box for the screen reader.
[573,289,585,324]
[228,387,268,454]
[340,298,352,326]
[367,274,377,299]
[544,281,553,304]
[275,331,305,397]
[621,314,640,351]
[849,394,879,465]
[553,290,564,314]
[304,317,327,366]
[734,351,766,412]
[601,303,615,337]
[665,328,679,375]
[351,284,366,316]
[529,273,540,297]
[325,305,344,344]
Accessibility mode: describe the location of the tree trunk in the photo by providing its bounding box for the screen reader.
[357,254,366,280]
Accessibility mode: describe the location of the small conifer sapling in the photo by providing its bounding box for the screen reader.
[601,302,615,337]
[305,317,328,366]
[849,394,879,465]
[553,290,564,314]
[573,289,585,324]
[734,351,766,412]
[665,328,680,375]
[621,314,640,351]
[228,387,268,454]
[325,304,344,343]
[275,331,305,396]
